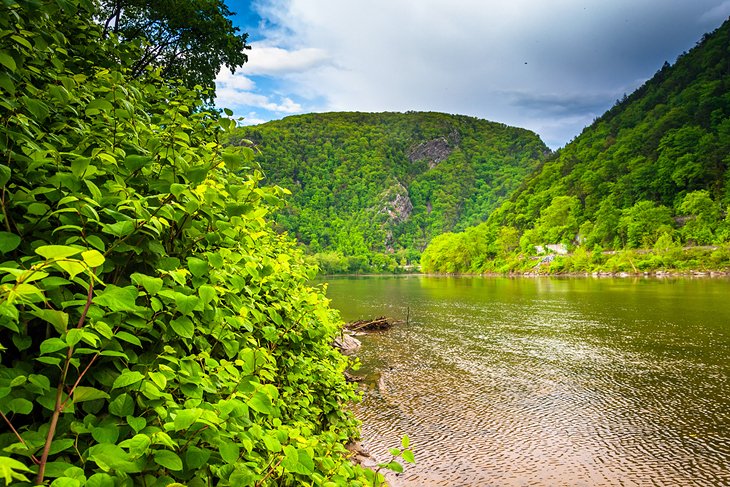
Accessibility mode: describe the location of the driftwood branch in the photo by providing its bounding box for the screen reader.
[345,316,404,332]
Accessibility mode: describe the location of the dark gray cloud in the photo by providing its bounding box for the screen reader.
[222,0,730,149]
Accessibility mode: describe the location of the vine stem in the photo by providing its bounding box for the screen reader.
[35,274,95,485]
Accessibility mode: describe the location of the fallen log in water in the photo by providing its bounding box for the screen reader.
[346,316,403,332]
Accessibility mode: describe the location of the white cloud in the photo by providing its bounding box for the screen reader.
[239,112,269,125]
[245,46,332,75]
[239,0,730,147]
[214,84,302,114]
[216,68,256,91]
[214,67,303,116]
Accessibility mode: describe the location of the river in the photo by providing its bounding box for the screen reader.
[324,276,730,486]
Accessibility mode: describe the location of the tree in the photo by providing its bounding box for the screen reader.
[618,201,675,248]
[98,0,250,92]
[533,196,581,244]
[677,190,721,244]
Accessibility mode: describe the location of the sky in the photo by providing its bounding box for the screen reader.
[215,0,730,149]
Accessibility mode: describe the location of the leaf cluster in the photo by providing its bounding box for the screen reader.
[0,2,369,485]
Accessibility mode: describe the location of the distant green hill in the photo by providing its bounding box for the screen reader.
[422,19,730,273]
[229,112,547,272]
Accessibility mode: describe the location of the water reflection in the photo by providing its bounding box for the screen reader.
[326,276,730,486]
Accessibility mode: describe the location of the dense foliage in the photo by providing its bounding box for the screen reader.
[0,1,376,485]
[229,112,547,273]
[98,0,250,93]
[422,18,730,274]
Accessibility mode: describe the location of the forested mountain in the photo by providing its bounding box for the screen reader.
[421,17,730,273]
[229,112,547,271]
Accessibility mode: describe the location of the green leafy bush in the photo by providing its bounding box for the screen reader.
[0,2,371,485]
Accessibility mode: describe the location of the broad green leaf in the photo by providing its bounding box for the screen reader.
[0,456,31,484]
[0,53,16,71]
[401,434,410,448]
[170,183,187,197]
[297,450,314,475]
[23,97,49,120]
[31,309,69,334]
[281,445,299,474]
[187,257,208,277]
[65,328,83,347]
[218,442,239,464]
[119,434,151,458]
[50,475,81,486]
[173,408,202,431]
[153,450,183,471]
[81,249,105,267]
[187,166,209,184]
[247,391,273,415]
[36,245,82,260]
[85,473,115,487]
[115,331,141,347]
[402,449,415,464]
[127,416,147,433]
[198,284,216,304]
[7,398,33,415]
[56,260,86,279]
[48,439,75,456]
[40,337,68,355]
[112,370,144,390]
[131,273,163,295]
[28,374,51,393]
[73,386,110,403]
[123,155,152,172]
[91,422,120,444]
[222,151,244,170]
[147,371,166,389]
[40,461,76,478]
[174,293,199,315]
[109,394,135,417]
[102,220,136,237]
[0,232,20,253]
[85,98,114,115]
[95,285,138,312]
[170,316,194,338]
[87,444,140,473]
[86,235,105,251]
[70,157,90,178]
[185,446,210,469]
[262,435,281,452]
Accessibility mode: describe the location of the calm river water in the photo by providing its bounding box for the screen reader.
[325,276,730,486]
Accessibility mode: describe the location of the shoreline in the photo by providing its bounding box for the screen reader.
[321,269,730,279]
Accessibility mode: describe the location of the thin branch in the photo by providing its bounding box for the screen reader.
[62,353,100,408]
[254,455,284,487]
[36,276,95,485]
[0,410,40,465]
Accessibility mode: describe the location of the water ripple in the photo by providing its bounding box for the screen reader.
[332,277,730,486]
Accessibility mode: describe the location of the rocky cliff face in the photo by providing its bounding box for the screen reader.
[408,137,453,168]
[378,182,414,251]
[379,182,413,224]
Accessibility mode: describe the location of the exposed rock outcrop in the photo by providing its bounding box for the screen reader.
[379,183,413,224]
[408,137,453,168]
